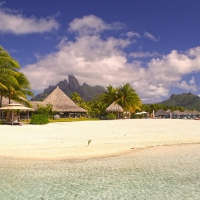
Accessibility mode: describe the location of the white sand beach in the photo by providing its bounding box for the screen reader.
[0,119,200,160]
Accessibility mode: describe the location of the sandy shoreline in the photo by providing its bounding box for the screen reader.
[0,119,200,160]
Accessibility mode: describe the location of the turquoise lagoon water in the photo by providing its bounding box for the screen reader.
[0,144,200,200]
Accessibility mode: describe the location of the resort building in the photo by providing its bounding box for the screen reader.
[31,86,87,118]
[106,102,123,119]
[155,109,200,119]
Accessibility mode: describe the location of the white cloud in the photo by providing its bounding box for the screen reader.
[22,34,133,91]
[125,31,141,38]
[144,31,159,41]
[69,15,125,35]
[0,6,59,34]
[176,80,197,92]
[189,76,196,85]
[129,51,160,58]
[175,77,197,92]
[21,16,200,103]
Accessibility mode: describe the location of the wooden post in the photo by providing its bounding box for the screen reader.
[27,111,29,124]
[11,110,14,125]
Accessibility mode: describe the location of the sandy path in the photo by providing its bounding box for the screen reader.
[0,119,200,160]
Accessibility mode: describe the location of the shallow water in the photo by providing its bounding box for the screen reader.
[0,144,200,200]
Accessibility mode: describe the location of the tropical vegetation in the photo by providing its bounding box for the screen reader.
[30,114,49,125]
[0,46,33,108]
[70,83,142,118]
[106,113,116,120]
[70,85,197,119]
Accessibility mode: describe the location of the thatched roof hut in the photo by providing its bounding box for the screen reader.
[106,102,123,112]
[182,110,191,115]
[106,102,123,119]
[155,109,167,118]
[31,86,87,113]
[192,110,200,116]
[166,109,172,113]
[173,110,182,116]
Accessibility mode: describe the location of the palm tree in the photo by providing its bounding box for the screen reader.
[116,83,142,113]
[102,83,142,118]
[0,46,21,107]
[92,100,107,117]
[7,72,33,107]
[71,92,83,105]
[0,46,33,108]
[102,85,118,106]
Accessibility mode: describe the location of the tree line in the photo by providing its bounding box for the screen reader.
[70,90,188,118]
[71,83,142,118]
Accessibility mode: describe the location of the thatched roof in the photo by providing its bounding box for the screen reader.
[166,109,172,113]
[0,103,33,111]
[1,97,28,107]
[31,86,87,112]
[173,110,182,115]
[192,110,200,115]
[155,109,167,116]
[2,97,13,107]
[106,102,123,112]
[182,110,191,115]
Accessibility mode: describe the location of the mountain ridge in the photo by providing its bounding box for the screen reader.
[160,92,200,111]
[31,75,106,101]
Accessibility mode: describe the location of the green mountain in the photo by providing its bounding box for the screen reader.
[160,93,200,111]
[31,75,105,101]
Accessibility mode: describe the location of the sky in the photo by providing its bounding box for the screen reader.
[1,0,200,103]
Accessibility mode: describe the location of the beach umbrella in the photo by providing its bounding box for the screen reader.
[135,112,141,115]
[140,111,147,114]
[140,111,148,118]
[134,112,141,118]
[0,103,33,125]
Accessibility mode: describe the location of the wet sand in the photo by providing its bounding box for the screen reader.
[0,119,200,160]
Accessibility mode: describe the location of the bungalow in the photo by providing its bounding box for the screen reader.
[31,86,87,118]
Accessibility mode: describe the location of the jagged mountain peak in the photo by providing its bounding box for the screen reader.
[31,75,105,101]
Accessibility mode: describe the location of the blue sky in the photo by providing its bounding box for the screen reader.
[1,0,200,103]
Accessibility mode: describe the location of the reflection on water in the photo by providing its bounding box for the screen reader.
[0,144,200,200]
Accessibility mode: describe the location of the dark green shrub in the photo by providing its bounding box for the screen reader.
[106,113,116,120]
[30,114,49,125]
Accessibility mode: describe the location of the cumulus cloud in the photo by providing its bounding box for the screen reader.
[21,16,200,103]
[22,34,133,91]
[175,77,197,92]
[0,5,59,34]
[176,80,197,92]
[144,31,159,41]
